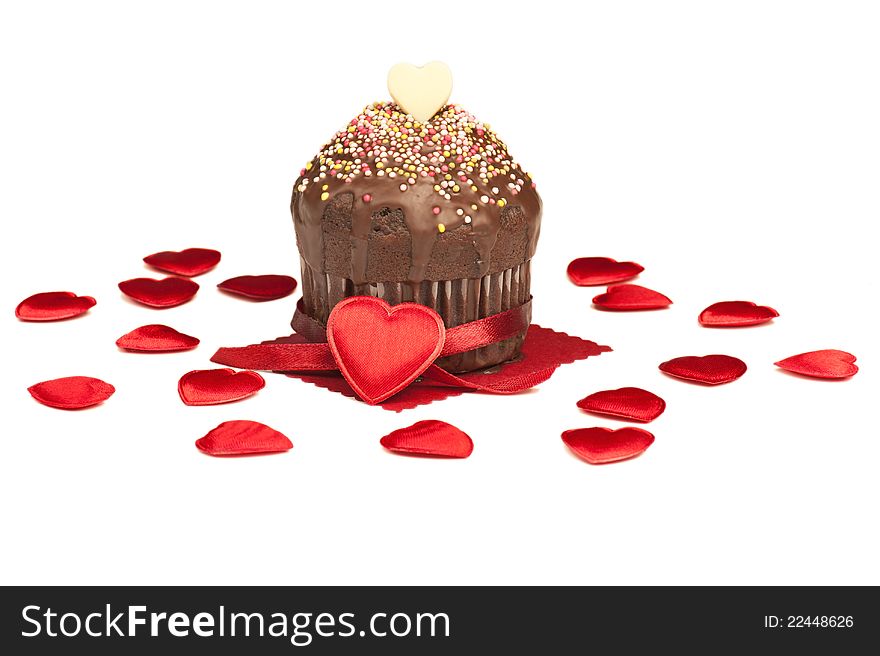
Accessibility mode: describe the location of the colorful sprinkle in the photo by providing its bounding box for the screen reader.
[437,223,446,233]
[294,103,535,209]
[362,194,372,202]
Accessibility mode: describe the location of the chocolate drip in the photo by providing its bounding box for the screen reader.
[292,171,541,284]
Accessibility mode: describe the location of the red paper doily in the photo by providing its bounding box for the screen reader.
[267,325,610,411]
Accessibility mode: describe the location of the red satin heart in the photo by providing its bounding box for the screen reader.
[195,420,292,456]
[118,276,199,308]
[28,376,115,409]
[567,257,644,286]
[592,284,672,311]
[577,387,666,422]
[116,324,200,352]
[380,420,474,458]
[178,369,266,405]
[143,247,221,277]
[660,354,747,385]
[562,427,655,464]
[327,296,445,405]
[15,291,96,321]
[775,350,858,379]
[217,275,297,300]
[699,301,779,327]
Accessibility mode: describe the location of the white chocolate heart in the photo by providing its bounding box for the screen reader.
[387,61,453,123]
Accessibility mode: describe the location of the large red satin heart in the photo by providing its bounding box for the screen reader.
[380,420,474,458]
[567,257,644,286]
[217,275,297,300]
[326,296,445,405]
[118,276,199,308]
[775,350,858,379]
[660,354,747,385]
[178,368,266,405]
[116,324,200,352]
[143,247,221,277]
[28,376,115,409]
[577,387,666,422]
[15,291,96,321]
[699,301,779,327]
[195,420,292,456]
[562,427,655,464]
[592,284,672,311]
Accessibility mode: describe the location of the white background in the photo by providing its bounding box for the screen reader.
[1,1,878,585]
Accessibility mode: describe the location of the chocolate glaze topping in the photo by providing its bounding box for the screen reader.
[291,102,542,286]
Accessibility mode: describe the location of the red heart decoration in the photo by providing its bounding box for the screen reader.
[775,350,858,379]
[178,368,266,405]
[143,247,221,277]
[116,324,200,352]
[195,420,292,456]
[577,387,666,422]
[217,275,297,300]
[592,284,672,311]
[567,257,644,286]
[118,276,199,308]
[562,427,655,464]
[380,420,474,458]
[326,296,445,405]
[699,300,779,327]
[28,376,115,409]
[15,291,96,321]
[660,354,747,385]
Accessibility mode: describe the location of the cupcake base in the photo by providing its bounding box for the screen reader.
[297,260,532,373]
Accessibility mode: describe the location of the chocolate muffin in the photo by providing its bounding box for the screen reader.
[291,102,541,373]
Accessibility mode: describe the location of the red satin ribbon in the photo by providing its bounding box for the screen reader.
[290,298,531,356]
[211,298,546,398]
[213,342,337,371]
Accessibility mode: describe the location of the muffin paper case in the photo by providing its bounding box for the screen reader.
[298,260,533,373]
[291,67,541,373]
